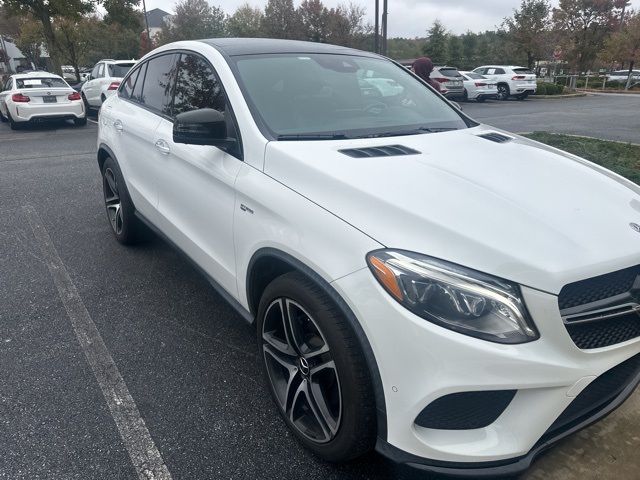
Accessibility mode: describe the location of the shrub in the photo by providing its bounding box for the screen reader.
[536,83,547,95]
[536,82,564,95]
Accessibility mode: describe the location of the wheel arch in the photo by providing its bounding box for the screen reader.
[246,247,388,440]
[97,143,116,173]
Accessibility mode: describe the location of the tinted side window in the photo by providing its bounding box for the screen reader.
[494,68,505,74]
[173,54,226,116]
[130,63,147,103]
[91,64,100,79]
[97,63,105,78]
[120,66,141,99]
[139,54,177,115]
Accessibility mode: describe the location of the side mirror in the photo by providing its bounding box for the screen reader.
[173,108,233,147]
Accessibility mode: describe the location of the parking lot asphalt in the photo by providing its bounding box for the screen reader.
[0,99,638,480]
[462,92,640,144]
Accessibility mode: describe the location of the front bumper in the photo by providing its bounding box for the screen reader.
[332,268,640,473]
[11,101,85,122]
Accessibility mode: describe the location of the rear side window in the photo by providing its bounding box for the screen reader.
[465,72,485,80]
[16,77,68,89]
[173,53,226,116]
[139,54,178,115]
[97,63,105,78]
[513,68,534,75]
[130,63,147,103]
[108,63,135,78]
[494,68,505,74]
[120,66,141,99]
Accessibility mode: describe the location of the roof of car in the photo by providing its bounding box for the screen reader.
[197,38,378,57]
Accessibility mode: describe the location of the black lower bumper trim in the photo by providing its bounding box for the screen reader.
[376,361,640,478]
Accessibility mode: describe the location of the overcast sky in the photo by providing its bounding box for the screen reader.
[144,0,640,37]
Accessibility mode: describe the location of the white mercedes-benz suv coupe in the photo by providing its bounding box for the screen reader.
[96,39,640,477]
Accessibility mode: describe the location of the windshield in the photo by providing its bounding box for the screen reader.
[464,72,485,80]
[16,77,68,89]
[108,63,134,77]
[232,53,469,139]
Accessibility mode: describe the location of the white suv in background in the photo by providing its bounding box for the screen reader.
[81,59,136,109]
[97,39,640,477]
[473,65,537,100]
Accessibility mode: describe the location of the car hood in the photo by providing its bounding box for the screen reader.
[264,126,640,293]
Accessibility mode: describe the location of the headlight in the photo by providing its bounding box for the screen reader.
[366,250,538,344]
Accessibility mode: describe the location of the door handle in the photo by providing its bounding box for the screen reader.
[113,120,123,132]
[155,139,170,154]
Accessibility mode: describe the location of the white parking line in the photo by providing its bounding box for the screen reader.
[23,204,172,480]
[87,118,99,125]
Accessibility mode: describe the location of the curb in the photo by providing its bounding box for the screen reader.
[520,131,640,147]
[578,89,640,95]
[530,93,587,99]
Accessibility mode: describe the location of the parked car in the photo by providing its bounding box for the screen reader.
[459,71,498,102]
[473,65,537,100]
[607,70,640,82]
[81,59,136,109]
[98,39,640,477]
[430,65,465,98]
[0,71,86,129]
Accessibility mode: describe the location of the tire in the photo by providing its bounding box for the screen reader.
[101,156,147,245]
[463,89,469,102]
[74,117,87,126]
[0,107,7,122]
[476,96,486,103]
[257,271,376,462]
[516,93,529,100]
[497,83,510,100]
[82,92,92,112]
[8,111,21,130]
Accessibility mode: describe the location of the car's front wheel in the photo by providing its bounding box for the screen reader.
[101,156,147,245]
[257,272,376,462]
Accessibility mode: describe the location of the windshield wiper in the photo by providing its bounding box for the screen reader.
[353,127,458,139]
[277,133,349,141]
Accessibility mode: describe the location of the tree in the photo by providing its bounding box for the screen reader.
[552,0,630,72]
[227,3,264,37]
[461,31,478,68]
[1,0,96,74]
[156,0,227,44]
[262,0,300,40]
[601,13,640,89]
[503,0,551,69]
[447,35,463,66]
[103,0,141,32]
[423,20,448,65]
[13,17,44,68]
[299,0,329,43]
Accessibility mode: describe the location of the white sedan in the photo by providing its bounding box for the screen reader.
[459,71,498,102]
[0,71,86,130]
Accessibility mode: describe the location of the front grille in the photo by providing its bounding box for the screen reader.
[559,265,640,349]
[544,353,640,439]
[558,265,640,310]
[566,312,640,349]
[414,390,516,430]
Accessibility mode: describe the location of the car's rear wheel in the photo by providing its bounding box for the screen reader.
[463,89,469,102]
[257,272,376,462]
[74,117,87,126]
[101,156,147,245]
[8,111,21,130]
[516,93,529,100]
[476,96,486,103]
[497,84,510,100]
[0,108,7,122]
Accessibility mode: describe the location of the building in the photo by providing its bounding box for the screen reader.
[0,36,50,75]
[144,8,172,40]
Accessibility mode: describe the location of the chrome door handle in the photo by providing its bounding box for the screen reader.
[155,139,170,154]
[113,120,123,132]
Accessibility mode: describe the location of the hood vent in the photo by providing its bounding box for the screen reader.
[477,132,513,144]
[339,145,421,158]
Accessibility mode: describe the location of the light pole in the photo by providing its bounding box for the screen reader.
[381,0,388,56]
[374,0,379,54]
[142,0,152,53]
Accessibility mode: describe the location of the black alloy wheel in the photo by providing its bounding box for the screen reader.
[261,297,342,444]
[497,84,510,100]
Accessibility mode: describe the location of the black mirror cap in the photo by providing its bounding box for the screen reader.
[173,108,228,146]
